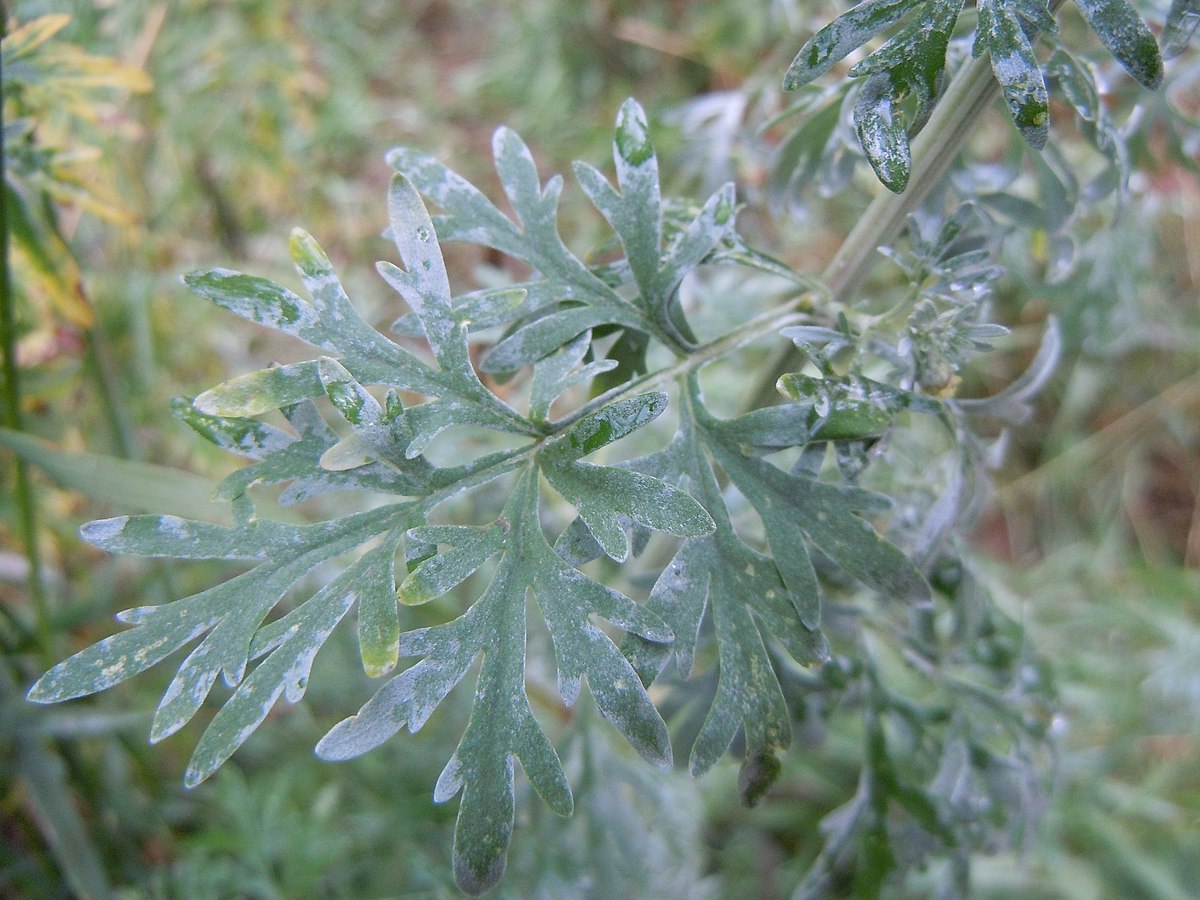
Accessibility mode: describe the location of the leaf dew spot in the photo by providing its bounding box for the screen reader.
[81,516,127,544]
[715,194,734,225]
[616,115,653,166]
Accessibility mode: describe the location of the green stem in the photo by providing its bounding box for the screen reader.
[555,288,820,429]
[743,49,1004,413]
[826,56,1001,302]
[0,24,52,657]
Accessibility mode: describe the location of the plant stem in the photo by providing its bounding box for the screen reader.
[743,50,1004,413]
[557,289,820,429]
[547,55,1011,433]
[827,56,1001,302]
[0,29,53,657]
[556,42,999,429]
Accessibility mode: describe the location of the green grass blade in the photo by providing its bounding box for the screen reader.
[0,428,229,522]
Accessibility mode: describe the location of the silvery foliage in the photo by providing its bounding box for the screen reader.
[24,99,1035,895]
[28,0,1195,887]
[782,0,1189,193]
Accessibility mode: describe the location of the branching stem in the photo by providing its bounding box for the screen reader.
[554,47,1012,432]
[743,49,1005,412]
[556,288,821,429]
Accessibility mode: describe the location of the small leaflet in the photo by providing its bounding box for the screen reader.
[1072,0,1163,89]
[975,0,1053,149]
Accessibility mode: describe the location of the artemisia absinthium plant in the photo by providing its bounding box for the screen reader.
[28,0,1196,893]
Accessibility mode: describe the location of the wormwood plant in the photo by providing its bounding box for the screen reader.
[22,0,1195,895]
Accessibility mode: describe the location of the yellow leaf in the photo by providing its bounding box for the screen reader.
[6,185,94,330]
[10,237,93,331]
[53,48,153,93]
[0,14,71,62]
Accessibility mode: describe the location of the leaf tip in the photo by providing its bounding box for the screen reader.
[712,182,737,226]
[148,718,177,745]
[739,750,783,807]
[191,390,224,417]
[614,98,654,167]
[491,124,522,159]
[454,851,507,897]
[684,507,717,538]
[781,63,810,93]
[314,720,359,761]
[361,644,400,679]
[433,753,464,803]
[1021,123,1049,151]
[288,228,330,275]
[25,675,58,704]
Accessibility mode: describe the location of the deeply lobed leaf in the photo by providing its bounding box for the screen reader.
[316,469,675,893]
[848,0,965,192]
[619,408,829,788]
[23,90,1052,897]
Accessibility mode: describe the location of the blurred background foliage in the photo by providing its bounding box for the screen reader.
[1,1,1197,897]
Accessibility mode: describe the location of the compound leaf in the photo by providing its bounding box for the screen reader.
[620,400,829,785]
[780,0,1170,191]
[388,130,648,363]
[575,100,737,346]
[355,532,406,678]
[26,91,1023,897]
[206,400,424,504]
[390,285,531,338]
[775,372,941,442]
[528,330,617,424]
[394,104,762,371]
[540,391,669,463]
[541,460,713,562]
[171,399,294,460]
[784,0,913,90]
[848,0,965,192]
[28,503,414,718]
[397,524,506,607]
[184,235,438,400]
[380,174,533,441]
[481,306,615,374]
[702,404,931,628]
[854,73,915,193]
[193,361,329,418]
